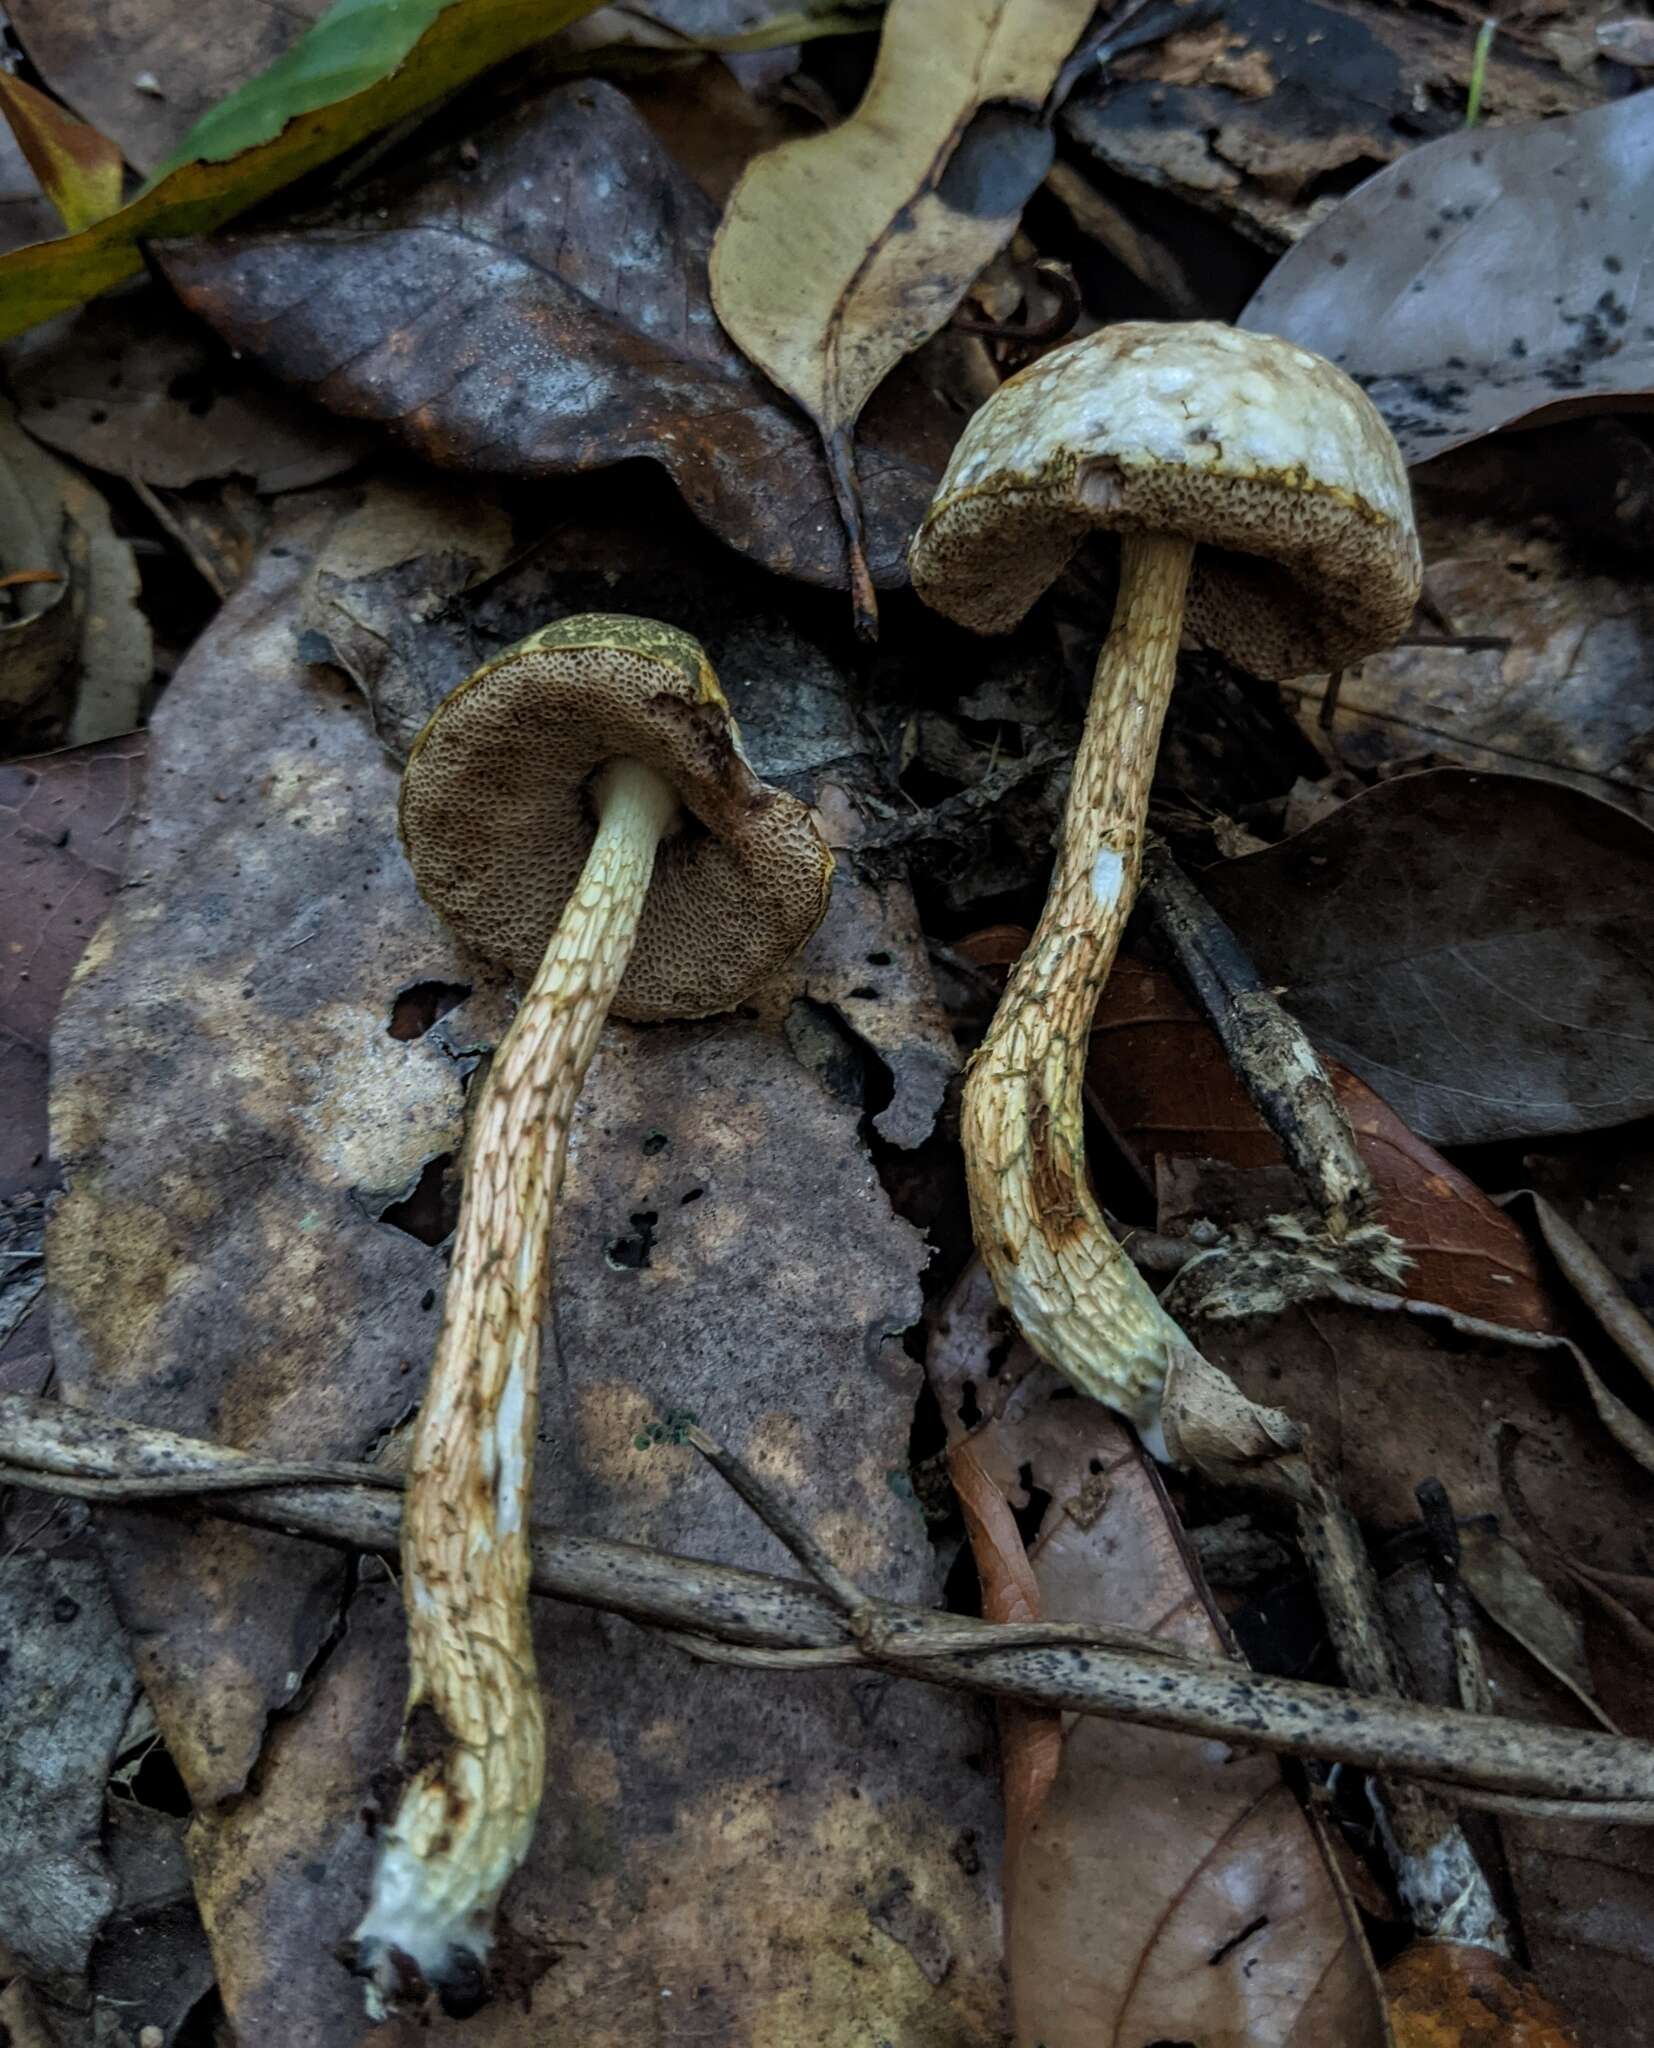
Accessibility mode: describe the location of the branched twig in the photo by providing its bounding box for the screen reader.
[5,1395,1654,1823]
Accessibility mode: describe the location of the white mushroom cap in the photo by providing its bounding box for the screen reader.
[910,321,1421,678]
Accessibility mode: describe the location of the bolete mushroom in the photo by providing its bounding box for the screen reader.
[353,614,833,2015]
[909,322,1419,1455]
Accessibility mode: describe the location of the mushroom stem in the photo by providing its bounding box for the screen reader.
[961,531,1195,1455]
[355,755,679,2018]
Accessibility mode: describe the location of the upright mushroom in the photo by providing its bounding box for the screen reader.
[353,614,833,2015]
[910,322,1419,1453]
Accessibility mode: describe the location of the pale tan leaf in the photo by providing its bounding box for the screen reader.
[710,0,1095,627]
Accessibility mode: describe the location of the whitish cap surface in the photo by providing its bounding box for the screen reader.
[399,615,833,1022]
[910,321,1421,678]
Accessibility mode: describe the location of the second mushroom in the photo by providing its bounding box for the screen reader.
[352,614,832,2016]
[910,321,1420,1456]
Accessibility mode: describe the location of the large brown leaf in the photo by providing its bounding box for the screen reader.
[159,80,940,593]
[1204,769,1654,1147]
[931,1262,1384,2048]
[49,491,1001,2040]
[1244,92,1654,464]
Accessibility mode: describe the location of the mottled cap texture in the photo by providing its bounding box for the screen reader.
[910,321,1421,677]
[399,614,833,1022]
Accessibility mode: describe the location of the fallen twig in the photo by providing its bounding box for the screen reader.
[4,1394,1654,1822]
[1140,839,1377,1240]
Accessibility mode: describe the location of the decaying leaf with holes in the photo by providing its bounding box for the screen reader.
[47,500,1004,2040]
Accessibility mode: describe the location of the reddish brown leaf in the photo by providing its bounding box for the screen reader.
[1384,1940,1581,2047]
[1092,957,1558,1330]
[947,1433,1062,1864]
[158,80,941,593]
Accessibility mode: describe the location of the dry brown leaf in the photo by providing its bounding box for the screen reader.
[49,498,462,1804]
[931,1261,1383,2048]
[161,79,940,598]
[710,0,1097,627]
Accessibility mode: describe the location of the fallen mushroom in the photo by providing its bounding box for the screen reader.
[910,322,1420,1455]
[353,614,833,2016]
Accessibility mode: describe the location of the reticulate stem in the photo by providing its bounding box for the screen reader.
[355,755,678,2018]
[961,532,1195,1454]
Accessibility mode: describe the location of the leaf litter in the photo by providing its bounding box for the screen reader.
[7,9,1654,2045]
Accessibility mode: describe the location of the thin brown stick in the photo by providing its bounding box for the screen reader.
[4,1395,1654,1821]
[1140,840,1373,1236]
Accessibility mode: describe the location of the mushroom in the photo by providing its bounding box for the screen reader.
[353,613,833,2015]
[909,322,1419,1456]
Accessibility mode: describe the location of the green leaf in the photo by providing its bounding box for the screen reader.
[0,0,607,344]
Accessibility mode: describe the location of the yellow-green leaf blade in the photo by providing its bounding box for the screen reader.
[0,0,607,344]
[0,73,122,234]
